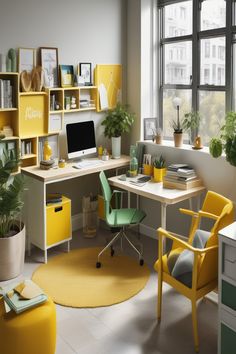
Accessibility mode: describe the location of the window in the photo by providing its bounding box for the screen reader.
[158,0,232,145]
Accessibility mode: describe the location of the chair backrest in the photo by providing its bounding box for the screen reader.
[202,191,234,247]
[99,171,112,221]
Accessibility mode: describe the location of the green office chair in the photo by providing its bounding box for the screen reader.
[96,171,146,268]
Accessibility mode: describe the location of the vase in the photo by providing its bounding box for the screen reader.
[111,136,121,159]
[153,167,166,182]
[174,132,183,147]
[43,140,52,161]
[0,222,25,281]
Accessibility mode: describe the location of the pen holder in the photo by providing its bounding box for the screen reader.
[143,164,153,176]
[153,167,166,182]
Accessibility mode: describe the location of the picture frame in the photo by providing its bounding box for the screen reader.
[60,65,74,87]
[144,118,158,140]
[79,63,92,85]
[18,48,36,73]
[40,47,59,88]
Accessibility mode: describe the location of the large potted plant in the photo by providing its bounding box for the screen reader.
[0,148,25,281]
[101,102,135,159]
[209,112,236,166]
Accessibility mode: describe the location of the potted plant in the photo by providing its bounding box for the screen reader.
[172,97,185,147]
[209,112,236,166]
[0,148,25,281]
[152,127,163,145]
[153,155,166,182]
[182,110,201,146]
[101,102,135,159]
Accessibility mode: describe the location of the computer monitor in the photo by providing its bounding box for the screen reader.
[66,121,96,160]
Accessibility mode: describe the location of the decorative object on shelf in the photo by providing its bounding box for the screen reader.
[79,63,92,86]
[0,148,25,281]
[129,145,138,177]
[20,70,32,92]
[31,66,44,92]
[153,155,166,182]
[101,102,135,159]
[192,136,203,150]
[143,117,158,140]
[0,53,6,72]
[101,148,109,161]
[18,47,36,73]
[70,96,76,109]
[43,140,52,161]
[60,65,74,87]
[58,159,66,168]
[98,145,103,157]
[40,47,59,88]
[6,48,17,72]
[153,127,163,144]
[182,110,201,145]
[2,125,13,137]
[172,96,184,147]
[40,159,54,170]
[75,75,85,86]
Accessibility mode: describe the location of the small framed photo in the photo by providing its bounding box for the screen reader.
[18,48,36,73]
[144,118,158,140]
[79,63,92,85]
[40,47,59,88]
[60,65,74,87]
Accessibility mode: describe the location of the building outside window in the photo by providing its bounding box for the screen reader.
[158,0,233,145]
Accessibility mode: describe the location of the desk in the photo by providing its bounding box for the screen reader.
[21,156,130,263]
[108,175,205,239]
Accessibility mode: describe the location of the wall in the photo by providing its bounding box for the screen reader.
[0,0,127,215]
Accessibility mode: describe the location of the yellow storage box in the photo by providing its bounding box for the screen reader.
[46,196,71,247]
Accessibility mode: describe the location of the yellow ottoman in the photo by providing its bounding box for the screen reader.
[0,297,56,354]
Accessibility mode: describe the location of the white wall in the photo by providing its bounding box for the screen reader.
[0,0,127,214]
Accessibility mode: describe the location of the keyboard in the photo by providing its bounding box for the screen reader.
[137,175,151,182]
[73,159,104,169]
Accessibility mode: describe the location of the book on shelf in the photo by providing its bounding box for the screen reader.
[167,164,190,172]
[0,79,13,109]
[165,175,197,182]
[163,177,202,190]
[0,280,47,314]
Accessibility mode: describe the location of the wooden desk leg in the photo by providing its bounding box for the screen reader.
[161,203,167,252]
[128,191,131,208]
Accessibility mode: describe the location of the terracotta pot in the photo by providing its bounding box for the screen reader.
[154,135,162,145]
[153,167,166,182]
[174,132,183,147]
[0,223,25,281]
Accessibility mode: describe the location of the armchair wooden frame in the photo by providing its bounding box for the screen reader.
[155,191,234,352]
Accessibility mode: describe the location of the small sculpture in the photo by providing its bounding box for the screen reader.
[193,136,203,149]
[43,140,52,161]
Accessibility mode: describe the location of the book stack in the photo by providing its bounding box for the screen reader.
[0,79,13,108]
[46,192,62,205]
[0,280,47,314]
[163,164,202,190]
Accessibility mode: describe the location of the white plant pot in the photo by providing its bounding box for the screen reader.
[112,136,121,159]
[0,222,25,281]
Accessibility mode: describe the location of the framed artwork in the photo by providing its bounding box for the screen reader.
[144,118,158,140]
[79,63,92,85]
[60,65,74,87]
[40,47,59,88]
[18,48,36,73]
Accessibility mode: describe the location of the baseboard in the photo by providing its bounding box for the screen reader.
[72,213,83,231]
[139,224,157,239]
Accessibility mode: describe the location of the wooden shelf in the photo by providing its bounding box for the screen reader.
[19,92,47,96]
[21,153,37,160]
[49,110,64,114]
[0,108,17,112]
[79,107,96,112]
[0,136,19,141]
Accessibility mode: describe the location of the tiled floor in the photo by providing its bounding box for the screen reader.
[1,228,218,354]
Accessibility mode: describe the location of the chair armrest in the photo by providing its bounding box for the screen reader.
[198,210,218,220]
[179,208,199,217]
[111,190,127,209]
[112,190,128,195]
[158,227,218,255]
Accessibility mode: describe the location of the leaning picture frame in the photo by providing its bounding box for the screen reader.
[143,118,158,140]
[40,47,59,88]
[78,63,92,85]
[60,65,74,87]
[18,48,36,73]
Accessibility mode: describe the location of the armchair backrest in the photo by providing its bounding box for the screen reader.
[99,171,112,221]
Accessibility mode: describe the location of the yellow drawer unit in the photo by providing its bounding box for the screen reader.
[46,196,71,247]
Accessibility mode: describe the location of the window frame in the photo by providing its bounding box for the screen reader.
[158,0,236,142]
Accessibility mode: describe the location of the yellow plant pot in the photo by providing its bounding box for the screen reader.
[153,167,166,182]
[143,164,153,176]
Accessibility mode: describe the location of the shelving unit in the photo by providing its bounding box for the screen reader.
[218,222,236,354]
[0,72,99,170]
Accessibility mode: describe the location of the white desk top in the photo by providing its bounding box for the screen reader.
[108,175,206,205]
[21,155,130,183]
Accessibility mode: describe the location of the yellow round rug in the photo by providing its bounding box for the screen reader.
[32,247,150,307]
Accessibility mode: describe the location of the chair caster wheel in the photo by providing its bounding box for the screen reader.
[139,259,144,266]
[111,248,115,257]
[96,262,101,268]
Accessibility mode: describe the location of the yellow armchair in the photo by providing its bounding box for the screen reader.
[154,191,234,352]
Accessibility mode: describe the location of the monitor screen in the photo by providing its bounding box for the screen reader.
[66,121,96,159]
